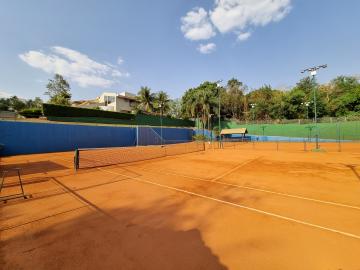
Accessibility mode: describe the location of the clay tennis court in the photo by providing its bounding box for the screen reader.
[1,142,360,269]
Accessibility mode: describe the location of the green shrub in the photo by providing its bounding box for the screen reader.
[42,103,135,120]
[19,108,43,118]
[135,112,194,127]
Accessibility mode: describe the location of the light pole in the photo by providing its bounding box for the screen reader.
[208,113,213,142]
[301,101,310,120]
[301,64,327,150]
[216,80,223,145]
[250,103,256,122]
[159,103,163,145]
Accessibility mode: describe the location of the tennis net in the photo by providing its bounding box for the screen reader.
[74,141,205,170]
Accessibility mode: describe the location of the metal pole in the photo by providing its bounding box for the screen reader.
[337,122,341,152]
[218,92,221,144]
[160,107,163,145]
[312,73,319,150]
[136,125,139,146]
[301,65,327,150]
[307,105,309,120]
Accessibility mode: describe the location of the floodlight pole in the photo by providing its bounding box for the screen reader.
[250,103,256,122]
[301,64,327,150]
[216,80,223,145]
[159,104,163,145]
[301,101,310,119]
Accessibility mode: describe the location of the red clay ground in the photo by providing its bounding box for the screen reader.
[1,142,360,269]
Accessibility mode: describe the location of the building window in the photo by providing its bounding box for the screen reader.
[104,96,115,106]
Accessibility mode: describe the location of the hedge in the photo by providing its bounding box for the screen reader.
[43,103,135,120]
[19,108,43,118]
[135,113,194,127]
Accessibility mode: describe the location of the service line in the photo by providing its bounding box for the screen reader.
[98,167,360,241]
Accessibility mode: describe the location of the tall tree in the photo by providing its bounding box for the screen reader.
[247,85,276,120]
[168,98,182,118]
[9,96,26,111]
[45,74,72,105]
[225,78,245,119]
[25,97,43,109]
[0,98,10,111]
[137,86,155,113]
[181,81,219,134]
[154,91,170,116]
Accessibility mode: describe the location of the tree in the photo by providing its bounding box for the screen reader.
[137,86,155,113]
[0,98,10,111]
[154,91,170,116]
[283,89,306,119]
[45,74,72,105]
[25,97,43,109]
[168,99,182,118]
[247,85,276,120]
[224,78,245,119]
[181,81,219,134]
[9,96,26,111]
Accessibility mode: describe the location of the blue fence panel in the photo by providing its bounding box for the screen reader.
[0,121,136,156]
[0,121,196,156]
[193,129,215,139]
[137,127,193,145]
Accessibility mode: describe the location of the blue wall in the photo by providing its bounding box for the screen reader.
[0,121,194,156]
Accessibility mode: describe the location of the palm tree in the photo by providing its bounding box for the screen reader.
[137,87,155,113]
[154,91,170,116]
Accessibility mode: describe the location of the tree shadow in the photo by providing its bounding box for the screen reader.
[343,164,360,182]
[1,198,228,270]
[1,161,68,176]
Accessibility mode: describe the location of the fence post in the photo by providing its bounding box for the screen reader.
[135,126,139,146]
[337,123,341,152]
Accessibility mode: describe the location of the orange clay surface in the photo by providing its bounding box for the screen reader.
[1,142,360,270]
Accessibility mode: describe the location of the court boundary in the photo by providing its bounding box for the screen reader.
[98,167,360,240]
[125,164,360,211]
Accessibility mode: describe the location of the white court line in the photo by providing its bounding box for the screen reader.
[211,157,263,182]
[98,167,360,240]
[129,165,360,211]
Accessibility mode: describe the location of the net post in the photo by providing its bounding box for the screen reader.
[303,139,307,152]
[276,140,279,151]
[74,149,79,172]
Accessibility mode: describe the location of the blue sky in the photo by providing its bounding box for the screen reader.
[0,0,359,100]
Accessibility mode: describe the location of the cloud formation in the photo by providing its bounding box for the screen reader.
[19,46,130,88]
[0,90,12,98]
[197,43,217,54]
[237,31,252,41]
[117,56,124,65]
[181,7,216,41]
[210,0,291,34]
[181,0,292,51]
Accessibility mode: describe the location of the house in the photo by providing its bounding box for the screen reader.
[72,91,138,113]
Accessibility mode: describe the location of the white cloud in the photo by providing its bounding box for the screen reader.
[181,7,216,41]
[181,0,292,46]
[0,90,12,98]
[197,43,217,54]
[117,57,124,65]
[237,31,252,41]
[210,0,291,33]
[19,46,130,88]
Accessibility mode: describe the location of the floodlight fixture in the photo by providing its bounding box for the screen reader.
[300,64,328,150]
